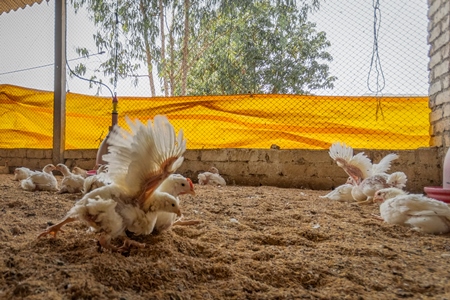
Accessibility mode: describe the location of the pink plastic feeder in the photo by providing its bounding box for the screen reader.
[424,186,450,203]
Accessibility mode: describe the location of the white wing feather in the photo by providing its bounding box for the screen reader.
[103,115,186,202]
[329,142,372,180]
[386,172,407,189]
[328,142,354,166]
[372,153,399,175]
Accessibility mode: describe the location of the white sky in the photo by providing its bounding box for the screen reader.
[0,0,430,97]
[309,0,430,96]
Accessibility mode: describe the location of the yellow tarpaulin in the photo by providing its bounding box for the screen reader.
[0,84,430,150]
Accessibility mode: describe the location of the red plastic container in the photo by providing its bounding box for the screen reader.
[424,186,450,203]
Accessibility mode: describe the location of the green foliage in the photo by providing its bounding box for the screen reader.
[184,1,336,95]
[70,0,336,96]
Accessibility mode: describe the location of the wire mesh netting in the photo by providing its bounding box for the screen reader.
[0,0,430,150]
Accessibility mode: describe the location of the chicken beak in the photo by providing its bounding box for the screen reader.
[176,209,182,217]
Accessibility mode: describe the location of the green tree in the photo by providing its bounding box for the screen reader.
[71,0,160,96]
[70,0,335,96]
[183,1,336,95]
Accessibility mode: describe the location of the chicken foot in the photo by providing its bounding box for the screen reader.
[115,236,146,252]
[38,217,77,238]
[96,234,142,253]
[173,219,202,226]
[97,234,122,252]
[172,214,202,227]
[371,214,384,221]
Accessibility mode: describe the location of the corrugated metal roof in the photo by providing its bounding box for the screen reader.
[0,0,47,15]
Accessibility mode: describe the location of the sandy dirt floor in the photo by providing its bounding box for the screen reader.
[1,173,450,299]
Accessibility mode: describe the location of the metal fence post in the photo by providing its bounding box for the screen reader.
[53,0,66,165]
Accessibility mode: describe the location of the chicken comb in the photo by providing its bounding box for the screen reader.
[186,177,194,189]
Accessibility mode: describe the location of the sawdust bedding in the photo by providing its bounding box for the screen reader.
[0,173,449,299]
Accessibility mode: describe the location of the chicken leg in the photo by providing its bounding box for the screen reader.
[371,214,384,221]
[96,234,145,253]
[97,234,121,252]
[38,217,77,238]
[119,236,146,251]
[173,219,202,226]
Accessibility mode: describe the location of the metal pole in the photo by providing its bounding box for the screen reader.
[53,0,67,165]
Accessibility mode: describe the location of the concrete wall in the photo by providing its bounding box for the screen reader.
[0,148,441,193]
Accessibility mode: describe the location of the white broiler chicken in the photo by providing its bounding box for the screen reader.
[319,183,354,202]
[152,174,199,234]
[373,188,450,234]
[13,167,35,181]
[72,166,89,178]
[38,115,187,252]
[56,163,85,194]
[329,142,406,204]
[353,171,407,203]
[198,167,226,186]
[82,164,111,194]
[20,164,58,192]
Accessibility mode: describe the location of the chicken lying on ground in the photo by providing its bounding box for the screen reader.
[13,167,36,181]
[198,167,226,186]
[82,164,111,194]
[56,164,85,194]
[372,188,450,234]
[72,166,89,178]
[328,142,406,204]
[319,183,354,202]
[38,115,192,252]
[20,164,58,192]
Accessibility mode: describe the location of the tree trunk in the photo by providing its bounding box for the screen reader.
[139,0,156,96]
[159,0,169,96]
[169,7,176,96]
[181,0,190,96]
[169,31,175,96]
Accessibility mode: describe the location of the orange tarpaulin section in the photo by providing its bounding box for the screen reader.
[0,84,430,150]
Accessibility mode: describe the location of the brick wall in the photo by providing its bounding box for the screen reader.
[428,0,450,156]
[0,148,441,193]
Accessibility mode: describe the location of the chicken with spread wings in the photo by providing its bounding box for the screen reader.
[38,115,193,252]
[328,142,407,204]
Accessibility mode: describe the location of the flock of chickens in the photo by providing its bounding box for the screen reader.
[322,142,450,234]
[9,116,450,252]
[12,115,225,252]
